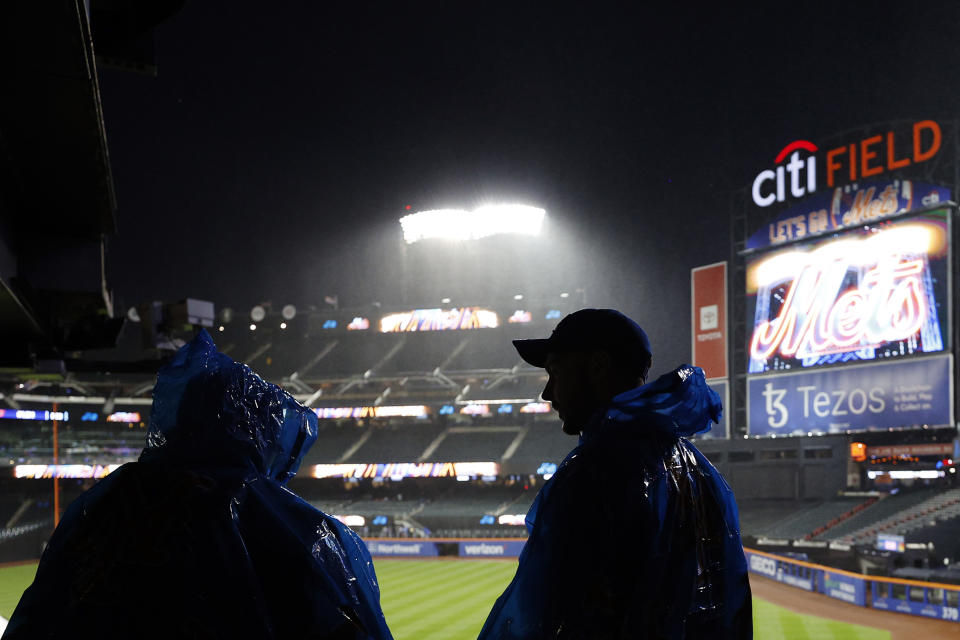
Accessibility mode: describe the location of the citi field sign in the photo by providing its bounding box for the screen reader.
[751,120,942,208]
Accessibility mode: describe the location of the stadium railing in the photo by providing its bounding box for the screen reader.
[744,546,960,624]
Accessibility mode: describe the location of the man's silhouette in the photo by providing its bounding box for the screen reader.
[479,309,752,639]
[5,331,393,639]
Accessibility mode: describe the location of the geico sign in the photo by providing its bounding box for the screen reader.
[749,554,778,577]
[752,120,942,208]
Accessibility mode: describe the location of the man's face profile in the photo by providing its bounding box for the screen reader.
[542,350,598,435]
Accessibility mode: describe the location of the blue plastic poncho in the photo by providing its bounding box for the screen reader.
[478,365,752,639]
[4,331,392,639]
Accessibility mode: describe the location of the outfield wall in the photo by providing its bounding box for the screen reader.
[367,538,526,558]
[745,547,960,624]
[365,540,960,624]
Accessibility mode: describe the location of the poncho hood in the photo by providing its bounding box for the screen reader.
[141,329,318,484]
[601,364,722,439]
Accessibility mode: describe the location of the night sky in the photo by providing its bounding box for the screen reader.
[97,2,960,370]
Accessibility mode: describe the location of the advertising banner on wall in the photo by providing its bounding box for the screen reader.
[366,540,439,557]
[745,550,815,591]
[872,590,958,621]
[310,462,500,479]
[691,262,728,379]
[822,570,866,606]
[380,307,499,332]
[458,540,526,557]
[746,180,951,251]
[746,209,950,373]
[747,354,953,436]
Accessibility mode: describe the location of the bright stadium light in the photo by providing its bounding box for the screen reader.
[280,322,287,329]
[249,323,257,331]
[399,204,545,244]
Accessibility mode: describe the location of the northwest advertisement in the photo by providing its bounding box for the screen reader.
[366,540,439,557]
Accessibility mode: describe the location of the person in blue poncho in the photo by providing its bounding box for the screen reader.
[478,309,752,639]
[3,331,392,640]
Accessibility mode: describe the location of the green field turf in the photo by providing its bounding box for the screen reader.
[0,560,890,639]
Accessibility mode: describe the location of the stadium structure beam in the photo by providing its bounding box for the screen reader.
[336,337,407,395]
[482,364,523,391]
[282,372,315,395]
[501,428,529,461]
[130,382,154,397]
[242,342,273,367]
[338,430,373,463]
[418,428,450,462]
[303,388,323,407]
[431,368,457,388]
[295,341,338,378]
[438,336,472,371]
[373,386,391,405]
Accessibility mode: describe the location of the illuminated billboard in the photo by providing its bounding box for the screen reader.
[313,405,428,419]
[106,412,142,423]
[347,316,370,330]
[15,464,121,479]
[379,307,499,332]
[310,462,499,479]
[0,409,69,421]
[460,404,490,416]
[746,210,949,373]
[508,310,532,323]
[519,402,551,414]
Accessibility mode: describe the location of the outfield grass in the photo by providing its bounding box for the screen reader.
[0,560,890,639]
[0,563,37,621]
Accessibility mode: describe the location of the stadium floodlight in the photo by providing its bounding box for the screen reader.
[560,292,569,298]
[218,325,225,332]
[280,322,287,329]
[251,305,266,322]
[282,304,297,320]
[399,204,545,244]
[249,323,257,331]
[513,294,523,300]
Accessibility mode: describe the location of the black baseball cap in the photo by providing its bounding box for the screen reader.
[513,308,652,368]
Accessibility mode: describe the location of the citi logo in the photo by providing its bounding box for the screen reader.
[751,141,818,207]
[751,120,942,208]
